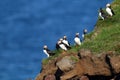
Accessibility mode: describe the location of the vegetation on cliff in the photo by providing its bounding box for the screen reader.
[81,0,120,54]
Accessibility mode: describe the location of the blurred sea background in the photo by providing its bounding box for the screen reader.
[0,0,112,80]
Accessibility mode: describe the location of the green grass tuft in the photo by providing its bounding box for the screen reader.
[70,56,79,62]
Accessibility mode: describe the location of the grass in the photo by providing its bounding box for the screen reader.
[70,56,79,62]
[80,0,120,54]
[42,0,120,64]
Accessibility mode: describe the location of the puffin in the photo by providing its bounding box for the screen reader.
[82,29,88,41]
[43,45,55,57]
[106,3,115,16]
[99,8,107,20]
[56,40,61,50]
[56,38,64,50]
[57,40,67,51]
[62,36,71,49]
[74,33,81,46]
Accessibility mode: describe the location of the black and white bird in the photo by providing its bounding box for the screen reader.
[56,41,60,50]
[106,3,115,16]
[74,33,81,46]
[56,38,63,50]
[99,8,107,20]
[57,39,67,51]
[82,29,88,41]
[43,45,55,57]
[62,36,71,49]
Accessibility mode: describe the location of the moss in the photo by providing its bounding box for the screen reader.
[70,56,79,62]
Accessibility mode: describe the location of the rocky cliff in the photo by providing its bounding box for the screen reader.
[36,49,120,80]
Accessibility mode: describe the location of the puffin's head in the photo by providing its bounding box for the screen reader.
[59,38,63,41]
[75,32,79,37]
[83,29,88,34]
[43,45,48,49]
[57,40,61,45]
[63,35,67,40]
[106,3,111,7]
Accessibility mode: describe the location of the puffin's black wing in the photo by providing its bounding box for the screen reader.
[68,41,71,46]
[56,44,60,50]
[111,9,115,15]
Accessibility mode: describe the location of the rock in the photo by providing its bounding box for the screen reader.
[78,49,92,59]
[56,56,76,72]
[80,76,89,80]
[60,52,111,80]
[60,61,84,80]
[35,49,120,80]
[78,52,111,76]
[35,58,58,80]
[44,74,56,80]
[110,56,120,74]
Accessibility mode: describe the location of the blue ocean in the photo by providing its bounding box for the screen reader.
[0,0,112,80]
